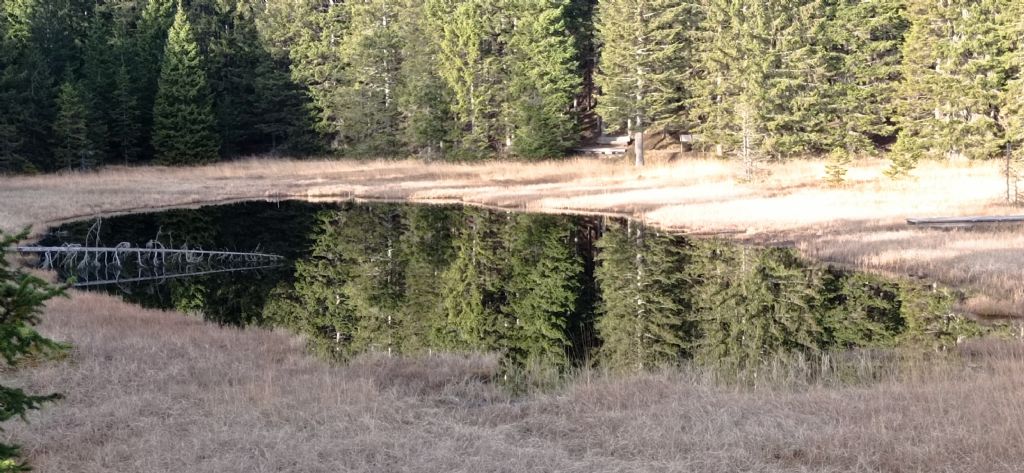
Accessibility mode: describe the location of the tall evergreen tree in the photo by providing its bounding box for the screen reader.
[152,5,220,165]
[825,0,909,152]
[594,0,696,166]
[436,209,511,351]
[52,78,97,170]
[333,0,403,155]
[429,0,510,156]
[135,0,176,159]
[286,0,350,150]
[693,0,831,176]
[109,63,142,164]
[0,0,55,172]
[891,0,1009,175]
[394,0,455,158]
[506,0,581,159]
[1001,0,1024,183]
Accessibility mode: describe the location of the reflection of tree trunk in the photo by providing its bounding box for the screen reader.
[631,220,645,370]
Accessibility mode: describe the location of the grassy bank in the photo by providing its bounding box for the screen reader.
[5,290,1024,472]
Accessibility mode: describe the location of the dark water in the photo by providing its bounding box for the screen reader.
[39,201,980,373]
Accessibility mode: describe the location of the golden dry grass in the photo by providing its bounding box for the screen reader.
[2,155,1020,312]
[7,290,1024,472]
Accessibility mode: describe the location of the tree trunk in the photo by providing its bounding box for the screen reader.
[634,130,645,167]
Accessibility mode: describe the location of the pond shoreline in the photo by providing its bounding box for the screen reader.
[2,156,1021,315]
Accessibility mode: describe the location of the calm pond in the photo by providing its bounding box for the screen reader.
[36,201,978,373]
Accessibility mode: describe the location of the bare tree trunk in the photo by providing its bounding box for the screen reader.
[634,130,645,167]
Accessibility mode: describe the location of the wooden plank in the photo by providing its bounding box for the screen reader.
[906,215,1024,226]
[573,147,626,155]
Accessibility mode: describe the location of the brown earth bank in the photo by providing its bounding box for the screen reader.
[2,156,1021,312]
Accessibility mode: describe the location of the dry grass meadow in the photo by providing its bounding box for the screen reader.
[7,291,1024,472]
[4,156,1024,471]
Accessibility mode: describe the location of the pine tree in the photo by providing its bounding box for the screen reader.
[0,230,65,472]
[135,0,176,159]
[503,214,581,369]
[594,0,696,166]
[825,0,909,152]
[1002,0,1024,201]
[53,78,98,170]
[594,222,694,371]
[286,0,350,150]
[893,0,1009,169]
[152,5,219,165]
[436,209,511,351]
[333,0,403,156]
[0,0,55,172]
[691,245,826,374]
[693,0,831,174]
[429,0,510,156]
[396,0,456,158]
[506,0,581,159]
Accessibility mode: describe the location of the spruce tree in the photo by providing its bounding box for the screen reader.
[397,206,458,352]
[53,79,98,170]
[436,209,511,351]
[0,230,65,472]
[0,0,55,172]
[893,0,1009,170]
[394,0,455,158]
[825,0,909,152]
[110,63,142,164]
[594,0,696,166]
[333,0,403,156]
[506,0,581,159]
[152,5,219,165]
[286,0,350,150]
[693,0,831,174]
[428,0,509,156]
[135,0,176,159]
[1002,0,1024,200]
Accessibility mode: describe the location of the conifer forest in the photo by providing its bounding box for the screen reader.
[2,0,1024,173]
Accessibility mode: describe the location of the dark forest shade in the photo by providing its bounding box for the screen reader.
[5,0,1024,173]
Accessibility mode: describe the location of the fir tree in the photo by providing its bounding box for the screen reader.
[692,245,825,374]
[152,5,220,165]
[286,0,350,150]
[429,0,509,156]
[0,230,66,472]
[397,205,459,352]
[436,209,511,351]
[396,0,456,158]
[894,0,1009,166]
[825,0,909,152]
[333,0,403,156]
[1002,0,1024,201]
[506,0,581,159]
[693,0,831,174]
[594,0,696,166]
[135,0,176,159]
[53,78,98,170]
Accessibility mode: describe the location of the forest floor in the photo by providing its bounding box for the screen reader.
[4,156,1024,472]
